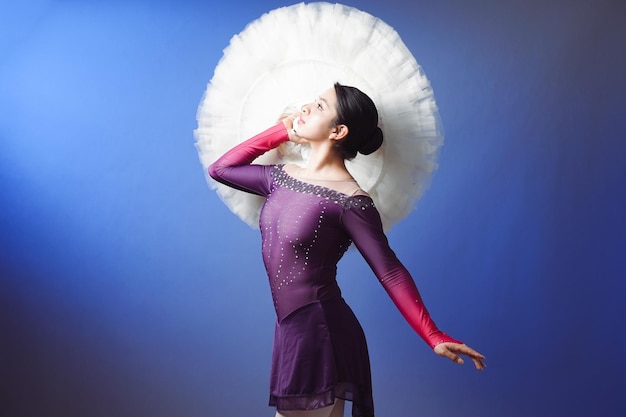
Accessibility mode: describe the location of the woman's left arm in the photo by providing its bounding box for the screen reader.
[342,198,486,370]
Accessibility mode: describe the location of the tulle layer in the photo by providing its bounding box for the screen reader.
[195,2,444,231]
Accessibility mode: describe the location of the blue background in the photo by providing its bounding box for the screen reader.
[1,1,625,416]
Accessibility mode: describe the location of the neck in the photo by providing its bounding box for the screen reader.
[301,142,350,180]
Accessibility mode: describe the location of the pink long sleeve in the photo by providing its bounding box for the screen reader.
[208,123,290,196]
[380,267,461,348]
[341,199,462,348]
[209,122,289,174]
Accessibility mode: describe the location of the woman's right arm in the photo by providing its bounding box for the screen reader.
[208,122,290,195]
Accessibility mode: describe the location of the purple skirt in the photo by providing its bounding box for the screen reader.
[269,297,374,417]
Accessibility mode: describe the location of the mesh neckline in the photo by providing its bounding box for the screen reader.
[272,165,374,209]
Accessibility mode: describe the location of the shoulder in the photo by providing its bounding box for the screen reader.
[340,193,385,235]
[344,193,376,211]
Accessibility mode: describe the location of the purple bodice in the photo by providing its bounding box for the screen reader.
[261,165,375,321]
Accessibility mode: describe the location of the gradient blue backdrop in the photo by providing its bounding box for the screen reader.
[1,1,624,416]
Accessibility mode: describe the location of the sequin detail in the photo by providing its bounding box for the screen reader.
[271,165,376,211]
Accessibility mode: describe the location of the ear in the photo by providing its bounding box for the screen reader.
[330,124,348,141]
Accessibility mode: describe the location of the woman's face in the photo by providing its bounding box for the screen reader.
[295,87,340,142]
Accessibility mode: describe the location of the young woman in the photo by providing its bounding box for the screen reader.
[209,83,485,417]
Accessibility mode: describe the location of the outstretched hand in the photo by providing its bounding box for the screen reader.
[434,342,486,371]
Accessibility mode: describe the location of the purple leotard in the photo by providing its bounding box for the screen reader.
[209,123,459,416]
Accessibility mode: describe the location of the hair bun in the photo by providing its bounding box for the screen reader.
[358,127,383,155]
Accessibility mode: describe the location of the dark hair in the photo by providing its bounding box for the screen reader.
[332,82,384,160]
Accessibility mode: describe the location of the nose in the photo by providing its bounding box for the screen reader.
[300,102,312,114]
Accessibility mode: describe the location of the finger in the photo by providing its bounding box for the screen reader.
[437,347,464,365]
[447,345,488,368]
[471,356,486,371]
[450,354,464,365]
[451,344,486,360]
[290,132,306,144]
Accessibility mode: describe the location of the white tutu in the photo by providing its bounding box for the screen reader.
[195,2,444,231]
